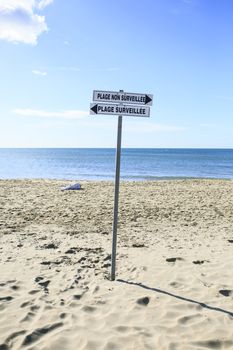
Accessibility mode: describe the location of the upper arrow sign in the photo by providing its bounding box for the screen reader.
[93,90,153,106]
[145,94,152,105]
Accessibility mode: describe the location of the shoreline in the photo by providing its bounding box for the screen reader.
[1,176,233,182]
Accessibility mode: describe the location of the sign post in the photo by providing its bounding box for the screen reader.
[111,114,122,281]
[90,89,153,281]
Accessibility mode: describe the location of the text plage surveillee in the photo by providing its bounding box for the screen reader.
[90,103,150,117]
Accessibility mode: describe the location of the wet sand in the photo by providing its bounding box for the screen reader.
[0,179,233,349]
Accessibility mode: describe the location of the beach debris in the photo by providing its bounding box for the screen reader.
[61,183,81,191]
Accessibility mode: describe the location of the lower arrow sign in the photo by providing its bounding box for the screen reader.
[90,104,98,114]
[90,103,150,117]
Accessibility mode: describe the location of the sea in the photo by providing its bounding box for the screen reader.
[0,148,233,181]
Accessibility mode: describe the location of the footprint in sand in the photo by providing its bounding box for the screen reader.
[38,280,50,289]
[41,243,58,249]
[35,277,50,294]
[115,326,129,333]
[21,311,35,323]
[219,289,232,297]
[21,322,63,346]
[82,305,96,312]
[30,305,40,312]
[132,243,146,248]
[102,262,111,268]
[40,261,51,266]
[35,277,44,283]
[20,301,32,308]
[0,330,27,350]
[169,281,183,288]
[59,313,67,319]
[192,340,233,349]
[0,296,13,302]
[28,290,41,295]
[136,296,150,306]
[178,314,202,325]
[10,285,20,291]
[166,257,184,263]
[65,248,76,254]
[73,294,82,300]
[192,260,205,265]
[77,256,86,264]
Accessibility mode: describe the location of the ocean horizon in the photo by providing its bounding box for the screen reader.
[0,148,233,181]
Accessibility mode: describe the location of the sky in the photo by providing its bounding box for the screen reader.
[0,0,233,148]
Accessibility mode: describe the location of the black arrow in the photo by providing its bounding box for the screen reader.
[91,104,98,114]
[145,95,152,105]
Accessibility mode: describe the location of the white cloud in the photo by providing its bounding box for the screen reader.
[14,108,89,119]
[0,0,53,45]
[91,67,120,72]
[32,69,47,76]
[55,67,119,72]
[57,66,81,72]
[37,0,53,10]
[200,123,216,127]
[0,1,32,12]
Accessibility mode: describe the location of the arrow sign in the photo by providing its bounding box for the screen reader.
[90,104,98,114]
[93,90,153,106]
[90,103,150,117]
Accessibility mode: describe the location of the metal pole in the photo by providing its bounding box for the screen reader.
[110,114,123,281]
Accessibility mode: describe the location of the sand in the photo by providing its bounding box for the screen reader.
[0,179,233,349]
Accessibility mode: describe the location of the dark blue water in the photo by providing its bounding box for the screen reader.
[0,148,233,180]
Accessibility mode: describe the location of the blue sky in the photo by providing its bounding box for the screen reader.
[0,0,233,148]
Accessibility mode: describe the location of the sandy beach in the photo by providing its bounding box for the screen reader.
[1,179,233,349]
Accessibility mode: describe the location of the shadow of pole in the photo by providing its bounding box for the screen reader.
[117,279,233,318]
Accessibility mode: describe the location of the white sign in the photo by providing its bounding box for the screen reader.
[90,103,150,117]
[93,90,153,106]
